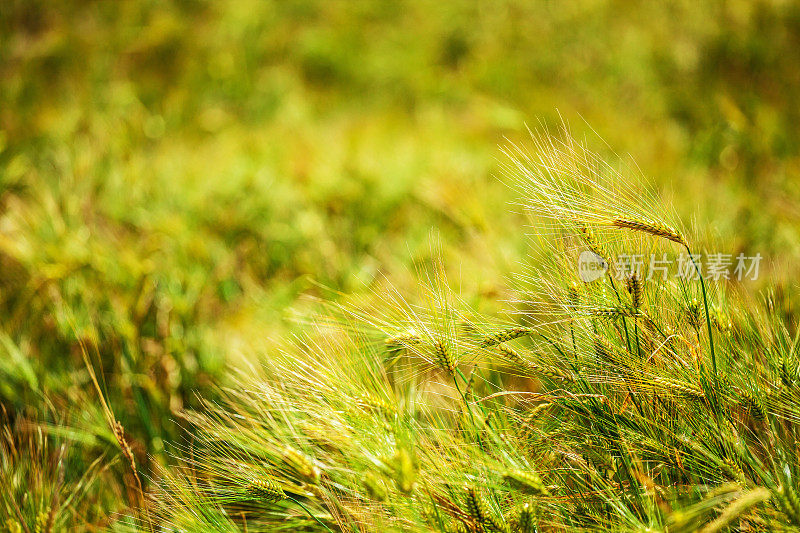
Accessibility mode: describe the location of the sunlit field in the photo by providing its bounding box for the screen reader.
[2,1,800,531]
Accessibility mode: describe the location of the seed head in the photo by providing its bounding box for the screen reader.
[723,456,746,485]
[578,223,612,264]
[247,476,285,503]
[387,448,416,494]
[503,469,550,496]
[780,356,797,387]
[686,299,703,330]
[738,389,766,422]
[590,306,640,319]
[610,218,686,246]
[480,326,533,347]
[363,471,388,502]
[498,343,527,368]
[464,486,507,532]
[625,273,642,309]
[517,503,535,533]
[433,339,456,375]
[385,330,421,352]
[281,446,320,484]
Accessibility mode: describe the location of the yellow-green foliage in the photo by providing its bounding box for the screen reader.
[2,0,800,530]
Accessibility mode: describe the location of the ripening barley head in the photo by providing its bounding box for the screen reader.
[501,122,690,252]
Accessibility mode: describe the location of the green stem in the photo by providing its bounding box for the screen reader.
[287,496,336,533]
[686,246,716,379]
[608,275,632,353]
[454,367,488,451]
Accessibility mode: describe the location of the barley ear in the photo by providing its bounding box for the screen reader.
[611,218,687,246]
[246,476,286,503]
[433,339,456,376]
[698,487,770,533]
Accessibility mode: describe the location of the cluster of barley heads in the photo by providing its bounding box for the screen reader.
[131,131,799,532]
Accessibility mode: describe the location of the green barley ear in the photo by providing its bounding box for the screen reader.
[578,223,612,264]
[610,217,686,246]
[651,376,704,402]
[281,446,321,484]
[593,336,620,364]
[362,471,388,502]
[34,512,48,533]
[357,393,397,419]
[5,520,22,533]
[722,456,746,485]
[776,483,800,525]
[433,339,456,375]
[498,344,573,383]
[710,307,732,334]
[625,272,642,310]
[700,488,771,533]
[516,502,535,533]
[387,448,416,494]
[503,469,550,496]
[780,355,798,387]
[686,298,703,330]
[525,402,552,422]
[247,476,285,503]
[738,389,766,422]
[520,403,551,441]
[480,326,533,347]
[464,486,508,533]
[590,306,640,319]
[385,329,421,352]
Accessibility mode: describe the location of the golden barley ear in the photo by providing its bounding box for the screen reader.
[77,335,151,529]
[112,420,137,476]
[610,218,687,246]
[497,343,527,368]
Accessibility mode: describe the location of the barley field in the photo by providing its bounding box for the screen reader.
[2,1,800,531]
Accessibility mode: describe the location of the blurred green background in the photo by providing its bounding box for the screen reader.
[2,0,800,525]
